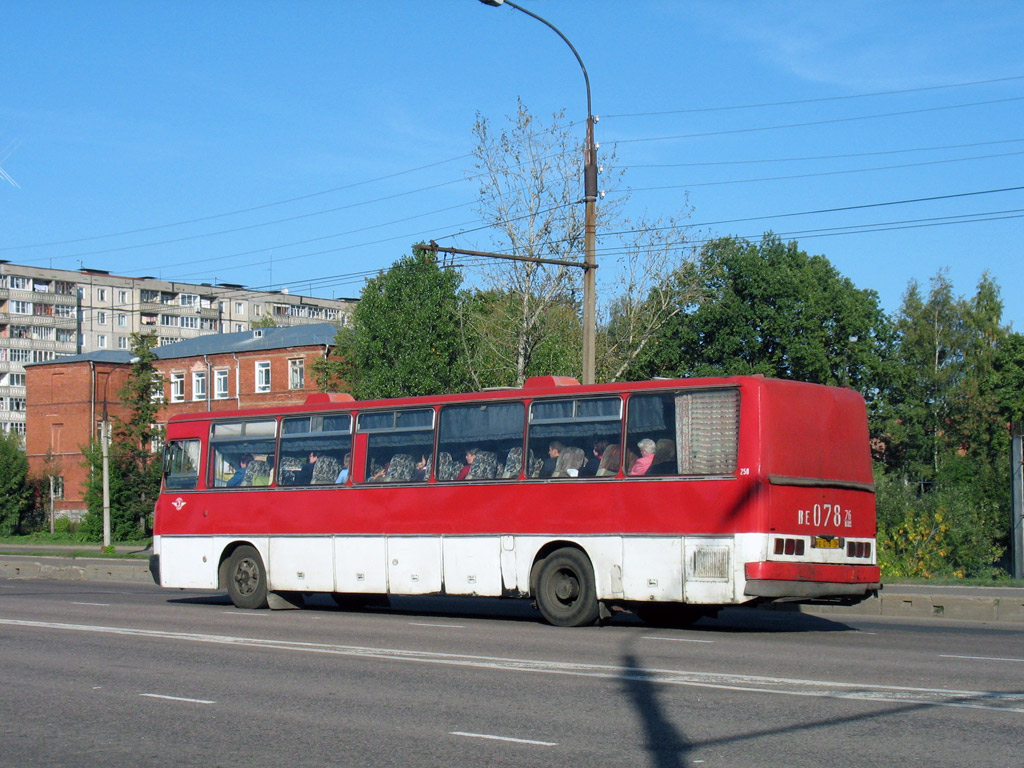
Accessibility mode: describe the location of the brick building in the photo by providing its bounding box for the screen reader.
[1,260,355,439]
[25,323,340,517]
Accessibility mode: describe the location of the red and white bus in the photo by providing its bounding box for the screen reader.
[150,375,880,627]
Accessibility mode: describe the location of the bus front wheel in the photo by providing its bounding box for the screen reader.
[226,545,268,609]
[535,548,600,627]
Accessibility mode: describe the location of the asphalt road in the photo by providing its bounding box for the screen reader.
[1,579,1022,768]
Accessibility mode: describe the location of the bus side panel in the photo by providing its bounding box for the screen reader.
[159,536,218,588]
[442,537,503,596]
[268,536,335,592]
[334,536,388,593]
[621,538,683,602]
[682,537,735,603]
[387,537,442,594]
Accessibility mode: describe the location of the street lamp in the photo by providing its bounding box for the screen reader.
[100,356,139,550]
[478,0,599,385]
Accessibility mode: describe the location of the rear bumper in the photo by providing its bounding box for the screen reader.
[744,561,881,600]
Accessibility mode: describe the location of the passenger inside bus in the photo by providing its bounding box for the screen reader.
[336,453,351,483]
[628,439,657,476]
[226,454,252,487]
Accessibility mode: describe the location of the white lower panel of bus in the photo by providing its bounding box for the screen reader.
[156,534,767,605]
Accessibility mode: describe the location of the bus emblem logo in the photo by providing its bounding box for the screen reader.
[172,497,186,510]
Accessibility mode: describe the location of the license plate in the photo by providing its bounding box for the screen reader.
[813,536,841,549]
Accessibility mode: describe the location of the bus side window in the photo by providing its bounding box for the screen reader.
[163,439,201,490]
[625,390,739,476]
[436,402,525,482]
[279,414,352,486]
[209,420,277,488]
[357,409,434,484]
[527,397,622,479]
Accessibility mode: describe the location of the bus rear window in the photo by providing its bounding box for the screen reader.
[625,389,739,477]
[163,439,201,490]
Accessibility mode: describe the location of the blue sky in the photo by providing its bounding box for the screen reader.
[2,1,1023,329]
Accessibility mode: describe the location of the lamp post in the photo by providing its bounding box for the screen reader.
[479,0,598,385]
[100,356,139,549]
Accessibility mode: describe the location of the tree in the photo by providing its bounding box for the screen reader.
[331,249,472,400]
[468,101,692,385]
[0,430,32,536]
[875,271,1010,577]
[632,234,892,397]
[80,333,164,541]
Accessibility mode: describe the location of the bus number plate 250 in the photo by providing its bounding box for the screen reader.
[797,504,852,528]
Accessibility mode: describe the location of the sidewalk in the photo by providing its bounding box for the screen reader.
[1,545,1022,624]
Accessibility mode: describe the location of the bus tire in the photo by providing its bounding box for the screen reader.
[535,548,600,627]
[226,545,269,609]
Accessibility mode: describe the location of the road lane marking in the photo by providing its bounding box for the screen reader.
[642,635,714,644]
[451,731,556,746]
[940,654,1024,663]
[3,617,1023,714]
[410,622,466,629]
[72,602,111,607]
[140,693,215,704]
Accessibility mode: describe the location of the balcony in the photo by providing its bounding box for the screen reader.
[2,337,78,353]
[0,288,78,306]
[0,312,78,330]
[0,385,25,398]
[0,410,26,423]
[139,302,220,320]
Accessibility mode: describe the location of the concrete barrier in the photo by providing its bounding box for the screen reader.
[1,553,1022,624]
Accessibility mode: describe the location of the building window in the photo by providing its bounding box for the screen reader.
[170,373,185,402]
[289,358,305,390]
[7,373,26,387]
[11,349,31,363]
[141,290,159,303]
[235,324,243,332]
[118,290,129,304]
[160,314,178,327]
[254,304,263,316]
[255,361,271,393]
[235,302,245,315]
[151,373,165,402]
[55,305,75,318]
[10,276,30,290]
[117,336,129,350]
[56,329,75,343]
[97,335,108,348]
[97,311,107,325]
[214,369,229,399]
[11,301,31,314]
[181,315,198,329]
[179,293,198,307]
[193,371,207,401]
[97,288,107,302]
[117,313,127,327]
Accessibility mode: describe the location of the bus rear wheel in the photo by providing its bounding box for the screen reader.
[535,548,600,627]
[226,545,268,609]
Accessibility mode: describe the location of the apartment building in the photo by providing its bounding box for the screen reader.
[25,323,341,517]
[0,261,355,438]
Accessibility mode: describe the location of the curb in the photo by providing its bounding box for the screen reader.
[3,554,1023,624]
[0,555,155,585]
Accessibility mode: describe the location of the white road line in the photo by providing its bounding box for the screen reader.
[642,635,714,644]
[940,654,1024,663]
[72,602,111,607]
[3,617,1023,714]
[451,731,556,747]
[222,610,265,616]
[410,622,466,629]
[139,693,215,704]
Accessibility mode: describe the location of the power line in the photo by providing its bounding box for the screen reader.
[624,150,1024,191]
[609,96,1024,145]
[618,137,1024,168]
[603,74,1024,118]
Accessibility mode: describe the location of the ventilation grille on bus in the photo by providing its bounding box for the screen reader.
[688,546,731,581]
[676,389,740,475]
